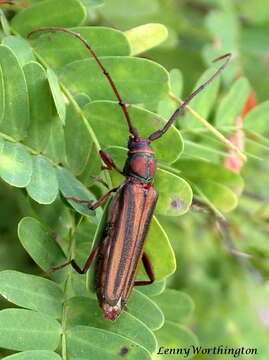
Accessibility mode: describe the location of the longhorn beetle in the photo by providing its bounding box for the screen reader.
[28,27,231,321]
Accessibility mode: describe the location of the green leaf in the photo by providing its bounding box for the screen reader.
[153,289,195,324]
[23,61,54,152]
[65,102,92,175]
[81,0,104,7]
[0,309,61,351]
[0,45,29,140]
[215,77,250,127]
[195,179,238,213]
[78,142,102,187]
[0,65,4,123]
[181,68,220,129]
[244,100,269,136]
[175,158,244,196]
[0,270,63,318]
[128,290,164,330]
[170,68,183,98]
[31,26,131,69]
[0,9,10,36]
[174,158,244,212]
[59,57,170,108]
[1,350,62,360]
[154,321,199,359]
[84,101,183,164]
[2,36,35,66]
[43,116,66,164]
[154,168,193,216]
[138,280,166,297]
[57,166,101,218]
[0,136,4,152]
[17,217,66,274]
[26,155,58,204]
[99,0,159,28]
[205,8,239,51]
[125,23,168,55]
[64,296,157,354]
[0,141,32,187]
[66,325,152,359]
[144,217,176,281]
[11,0,87,36]
[47,68,66,125]
[241,0,269,24]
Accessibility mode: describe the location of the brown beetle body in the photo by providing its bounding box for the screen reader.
[97,138,158,320]
[98,179,158,320]
[29,27,232,321]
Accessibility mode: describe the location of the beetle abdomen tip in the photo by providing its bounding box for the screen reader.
[103,303,122,321]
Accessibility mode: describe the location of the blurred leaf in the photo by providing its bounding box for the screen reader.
[0,309,61,351]
[0,270,63,318]
[215,77,250,127]
[99,0,160,29]
[174,158,244,212]
[154,321,199,359]
[47,68,66,125]
[125,23,168,55]
[66,325,152,359]
[0,45,29,140]
[241,0,269,24]
[195,179,238,212]
[205,7,239,51]
[31,26,131,69]
[26,155,58,204]
[244,100,269,136]
[181,68,220,129]
[203,5,240,83]
[175,158,244,196]
[11,0,87,36]
[0,142,32,187]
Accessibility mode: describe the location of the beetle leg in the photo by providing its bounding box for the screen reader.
[134,252,155,286]
[50,244,100,274]
[99,150,123,174]
[67,187,119,211]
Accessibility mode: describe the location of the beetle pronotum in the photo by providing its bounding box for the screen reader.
[29,27,231,320]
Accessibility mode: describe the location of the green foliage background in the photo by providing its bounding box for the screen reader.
[0,0,269,359]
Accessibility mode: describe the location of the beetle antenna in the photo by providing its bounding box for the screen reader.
[28,27,139,138]
[148,53,232,141]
